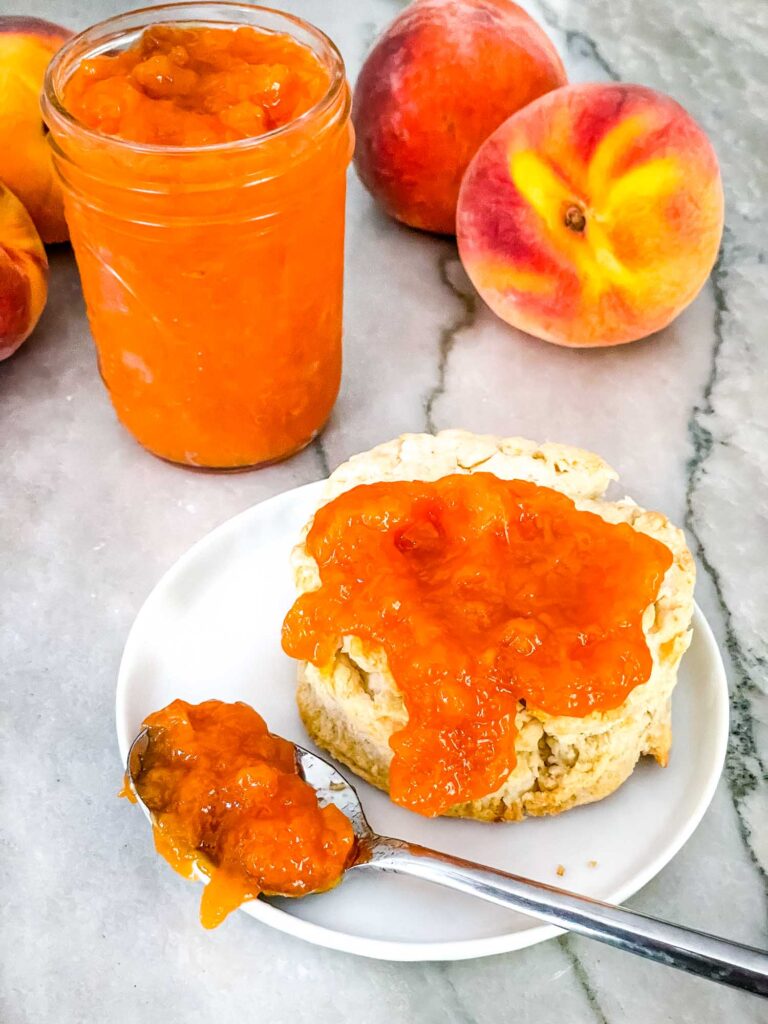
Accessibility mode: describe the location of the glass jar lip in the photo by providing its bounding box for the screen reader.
[43,0,348,156]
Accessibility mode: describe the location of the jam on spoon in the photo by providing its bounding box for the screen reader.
[124,698,355,928]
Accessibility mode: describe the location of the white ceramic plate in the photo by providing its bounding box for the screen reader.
[116,480,729,961]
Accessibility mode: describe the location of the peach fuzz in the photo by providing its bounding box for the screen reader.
[457,83,724,347]
[0,182,48,360]
[353,0,566,235]
[0,16,72,243]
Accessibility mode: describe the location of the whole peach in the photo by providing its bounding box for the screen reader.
[0,181,48,360]
[353,0,566,235]
[0,16,72,244]
[457,83,724,346]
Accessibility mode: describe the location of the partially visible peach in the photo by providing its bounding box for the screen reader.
[353,0,566,235]
[457,83,724,346]
[0,181,48,360]
[0,16,72,243]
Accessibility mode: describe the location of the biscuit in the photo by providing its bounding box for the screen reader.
[290,431,695,821]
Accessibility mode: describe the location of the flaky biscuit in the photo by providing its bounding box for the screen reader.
[291,431,695,821]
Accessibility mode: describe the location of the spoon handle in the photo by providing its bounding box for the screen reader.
[363,836,768,996]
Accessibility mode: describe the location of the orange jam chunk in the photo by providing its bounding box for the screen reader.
[131,699,355,928]
[63,25,330,145]
[282,475,673,817]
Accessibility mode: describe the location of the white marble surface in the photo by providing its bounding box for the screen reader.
[2,0,766,1020]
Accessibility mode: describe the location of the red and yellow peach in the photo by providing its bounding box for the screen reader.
[457,83,724,346]
[0,181,48,360]
[353,0,566,235]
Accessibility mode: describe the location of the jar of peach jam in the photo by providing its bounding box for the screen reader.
[42,3,352,469]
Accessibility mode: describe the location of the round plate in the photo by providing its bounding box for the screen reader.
[116,481,728,961]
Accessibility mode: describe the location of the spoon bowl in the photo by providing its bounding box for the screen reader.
[294,746,374,843]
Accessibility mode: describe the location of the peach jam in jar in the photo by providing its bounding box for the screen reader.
[43,4,353,468]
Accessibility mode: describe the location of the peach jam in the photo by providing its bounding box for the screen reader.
[43,5,353,468]
[62,25,331,146]
[282,474,673,816]
[129,699,355,928]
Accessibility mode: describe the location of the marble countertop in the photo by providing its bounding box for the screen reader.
[3,1,766,1021]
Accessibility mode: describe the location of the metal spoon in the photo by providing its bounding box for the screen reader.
[127,730,768,996]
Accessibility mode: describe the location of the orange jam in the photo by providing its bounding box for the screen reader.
[63,26,330,146]
[129,699,355,928]
[282,474,673,817]
[43,9,353,468]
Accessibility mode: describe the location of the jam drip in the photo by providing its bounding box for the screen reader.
[282,474,673,817]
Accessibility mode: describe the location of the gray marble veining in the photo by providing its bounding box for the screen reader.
[1,1,766,1021]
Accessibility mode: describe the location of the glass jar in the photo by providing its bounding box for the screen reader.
[43,3,353,469]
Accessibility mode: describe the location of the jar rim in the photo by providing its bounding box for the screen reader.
[42,1,347,156]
